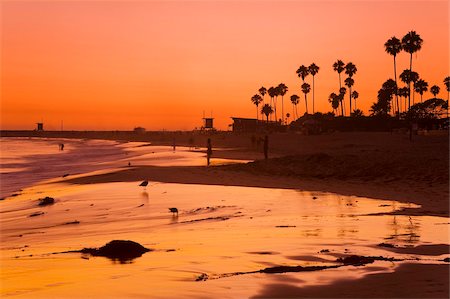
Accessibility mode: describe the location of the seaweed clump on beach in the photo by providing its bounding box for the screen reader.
[38,196,55,206]
[80,240,151,263]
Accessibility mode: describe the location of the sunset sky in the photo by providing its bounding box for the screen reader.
[1,0,448,131]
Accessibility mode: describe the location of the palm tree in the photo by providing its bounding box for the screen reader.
[382,79,398,115]
[259,87,267,104]
[328,92,339,115]
[296,65,309,82]
[400,69,419,109]
[344,62,357,115]
[430,85,440,98]
[261,104,273,123]
[308,63,320,113]
[277,83,288,124]
[286,113,290,124]
[402,31,423,110]
[397,86,410,113]
[339,87,346,116]
[267,87,276,121]
[385,36,402,115]
[414,79,428,102]
[290,94,300,119]
[344,77,354,116]
[352,90,359,110]
[444,76,450,102]
[301,83,311,114]
[251,94,263,120]
[333,60,345,89]
[273,86,280,122]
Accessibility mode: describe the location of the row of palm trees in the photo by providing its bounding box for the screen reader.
[329,60,359,116]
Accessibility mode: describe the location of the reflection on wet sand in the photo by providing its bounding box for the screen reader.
[1,181,448,298]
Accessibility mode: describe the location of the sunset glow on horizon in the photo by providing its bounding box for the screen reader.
[1,0,448,131]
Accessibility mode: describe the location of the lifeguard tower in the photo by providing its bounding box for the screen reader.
[36,123,44,131]
[202,117,214,130]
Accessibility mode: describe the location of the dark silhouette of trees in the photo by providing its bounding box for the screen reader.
[344,77,355,115]
[267,87,276,121]
[301,83,311,114]
[382,79,398,115]
[328,92,339,115]
[370,89,392,116]
[400,69,419,105]
[351,109,364,117]
[251,94,263,120]
[290,94,300,119]
[430,85,440,98]
[385,36,402,115]
[261,104,273,122]
[296,65,309,82]
[308,63,320,113]
[405,98,447,122]
[414,79,428,102]
[259,87,267,105]
[444,76,450,101]
[339,87,346,116]
[402,31,423,110]
[333,60,345,89]
[398,86,410,113]
[344,62,357,115]
[277,83,288,124]
[352,91,359,110]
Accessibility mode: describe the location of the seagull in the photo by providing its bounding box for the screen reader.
[169,208,178,216]
[139,181,149,188]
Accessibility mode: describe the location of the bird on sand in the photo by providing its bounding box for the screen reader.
[139,180,149,188]
[169,208,178,216]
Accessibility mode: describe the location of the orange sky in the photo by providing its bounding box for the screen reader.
[1,0,448,131]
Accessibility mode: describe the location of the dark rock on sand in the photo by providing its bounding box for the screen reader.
[337,255,401,266]
[29,211,45,217]
[38,197,55,206]
[378,242,396,248]
[81,240,151,263]
[443,258,450,262]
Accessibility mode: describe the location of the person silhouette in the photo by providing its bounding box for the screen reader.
[263,135,269,160]
[206,138,212,166]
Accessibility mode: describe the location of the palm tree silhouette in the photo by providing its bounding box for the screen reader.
[301,83,311,114]
[352,90,359,110]
[259,87,267,105]
[382,79,398,115]
[414,79,428,102]
[296,65,309,82]
[286,113,290,124]
[277,83,288,124]
[339,87,347,116]
[308,63,320,113]
[261,104,273,123]
[400,69,419,107]
[385,36,402,115]
[397,86,410,113]
[345,62,357,115]
[402,31,423,110]
[251,94,263,120]
[344,77,355,116]
[290,94,300,119]
[430,85,440,98]
[328,92,339,115]
[267,87,276,121]
[273,86,281,122]
[444,76,450,102]
[333,60,345,89]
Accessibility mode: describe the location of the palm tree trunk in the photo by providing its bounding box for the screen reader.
[304,94,308,114]
[274,97,278,122]
[340,99,344,116]
[420,94,423,103]
[281,96,284,125]
[296,104,299,119]
[408,53,412,110]
[256,105,259,121]
[394,56,400,116]
[349,87,352,115]
[312,76,315,114]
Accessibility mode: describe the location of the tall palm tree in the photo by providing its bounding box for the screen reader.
[352,91,359,110]
[273,86,281,122]
[385,36,402,115]
[344,77,355,116]
[290,94,300,119]
[400,69,419,109]
[444,76,450,102]
[402,31,423,110]
[345,62,357,115]
[328,92,339,115]
[382,79,398,115]
[267,87,276,121]
[333,60,345,89]
[308,63,320,113]
[296,65,309,82]
[339,87,346,116]
[261,104,273,123]
[301,83,311,114]
[397,86,410,113]
[414,79,428,102]
[259,87,267,104]
[251,94,263,120]
[277,83,288,124]
[430,85,440,98]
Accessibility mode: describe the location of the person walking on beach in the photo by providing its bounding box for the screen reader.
[206,138,212,166]
[263,135,269,160]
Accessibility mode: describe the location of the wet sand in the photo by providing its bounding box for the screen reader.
[1,133,449,298]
